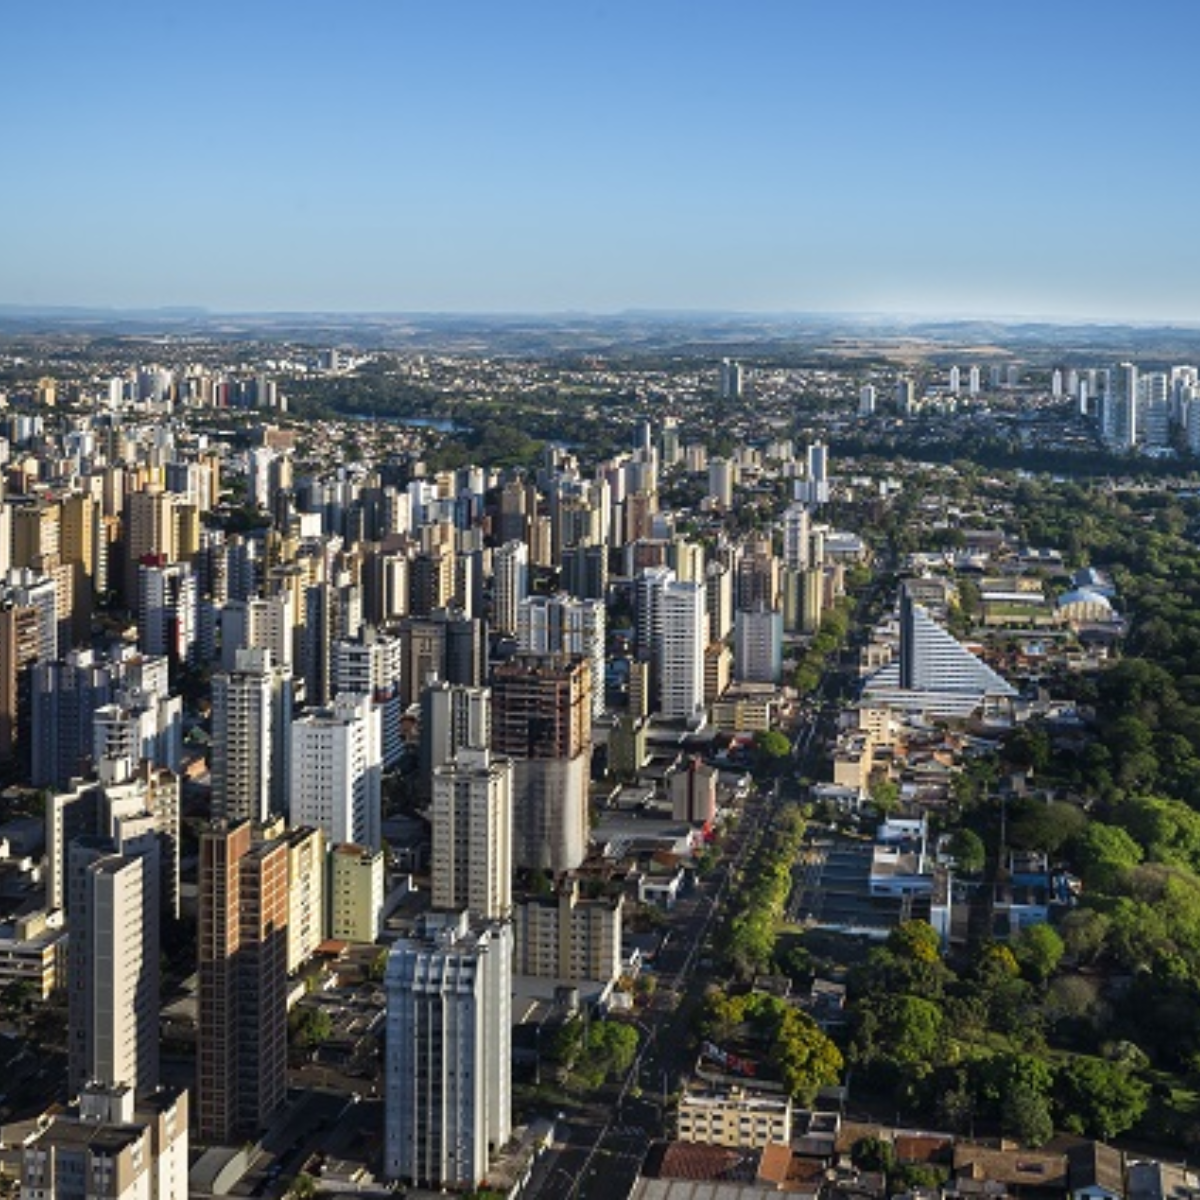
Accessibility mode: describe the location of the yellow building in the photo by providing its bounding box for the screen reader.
[11,501,60,570]
[513,880,623,984]
[285,826,327,973]
[711,686,778,734]
[676,1087,792,1149]
[329,843,385,944]
[0,910,68,999]
[703,641,732,706]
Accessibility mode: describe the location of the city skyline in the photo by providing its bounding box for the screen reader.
[6,1,1200,321]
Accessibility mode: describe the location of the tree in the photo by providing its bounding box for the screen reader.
[1,979,36,1023]
[1044,974,1105,1031]
[973,942,1020,985]
[753,730,791,774]
[1123,796,1200,874]
[561,1020,640,1090]
[851,1137,894,1173]
[886,920,942,965]
[1009,799,1087,854]
[290,1006,332,1049]
[702,990,842,1103]
[1004,726,1051,774]
[1055,1056,1150,1140]
[869,778,901,816]
[774,1007,843,1104]
[946,828,986,876]
[858,995,943,1067]
[1058,908,1110,965]
[550,1019,585,1073]
[1072,824,1143,892]
[1011,923,1065,984]
[1002,1085,1054,1147]
[286,1173,317,1199]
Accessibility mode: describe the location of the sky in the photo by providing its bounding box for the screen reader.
[4,0,1200,320]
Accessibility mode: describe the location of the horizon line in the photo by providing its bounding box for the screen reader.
[3,303,1200,329]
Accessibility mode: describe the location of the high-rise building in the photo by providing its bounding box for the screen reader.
[420,681,491,789]
[1138,371,1171,449]
[801,567,825,633]
[282,824,326,974]
[211,647,293,825]
[512,879,623,984]
[67,843,160,1099]
[659,580,707,725]
[408,543,456,618]
[858,384,877,416]
[491,653,590,761]
[197,822,289,1144]
[431,747,513,920]
[782,504,810,571]
[1103,362,1139,451]
[518,593,606,719]
[635,565,674,663]
[219,593,293,672]
[661,417,681,466]
[707,458,735,508]
[734,605,784,684]
[384,911,512,1189]
[0,601,41,766]
[124,488,178,602]
[669,756,718,824]
[793,441,829,505]
[718,358,744,400]
[290,692,382,851]
[399,608,488,706]
[735,540,779,611]
[333,626,404,768]
[329,843,386,943]
[11,500,61,571]
[492,539,529,636]
[30,650,115,789]
[560,540,608,602]
[491,653,591,872]
[704,560,734,643]
[137,560,197,666]
[20,1084,189,1200]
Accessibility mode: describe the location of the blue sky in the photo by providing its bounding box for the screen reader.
[4,1,1199,319]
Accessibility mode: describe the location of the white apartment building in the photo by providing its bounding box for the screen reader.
[431,747,513,921]
[290,693,382,851]
[660,580,707,726]
[492,539,529,636]
[384,913,512,1190]
[332,629,404,768]
[211,647,291,824]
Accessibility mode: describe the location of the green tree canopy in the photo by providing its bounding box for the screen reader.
[946,828,986,876]
[887,920,942,964]
[856,994,944,1067]
[1008,799,1088,854]
[1071,823,1144,892]
[1055,1056,1149,1140]
[1011,923,1066,984]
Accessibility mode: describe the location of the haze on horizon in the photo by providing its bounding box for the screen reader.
[5,1,1198,324]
